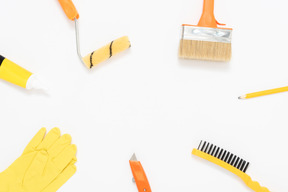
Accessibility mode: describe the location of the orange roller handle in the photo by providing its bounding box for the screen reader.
[197,0,225,28]
[58,0,79,20]
[129,160,151,192]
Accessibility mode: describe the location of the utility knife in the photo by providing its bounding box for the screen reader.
[129,153,152,192]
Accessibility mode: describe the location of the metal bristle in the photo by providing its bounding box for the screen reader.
[227,153,233,164]
[204,143,210,153]
[201,141,207,151]
[224,152,230,162]
[243,162,250,173]
[197,141,203,150]
[214,147,220,157]
[197,141,250,173]
[211,145,217,156]
[207,144,213,154]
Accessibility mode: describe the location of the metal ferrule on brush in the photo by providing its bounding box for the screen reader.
[181,25,232,43]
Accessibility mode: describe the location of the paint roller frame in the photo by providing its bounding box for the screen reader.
[58,0,131,69]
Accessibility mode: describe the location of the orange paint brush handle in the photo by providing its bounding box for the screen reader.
[129,160,151,192]
[58,0,79,20]
[197,0,224,28]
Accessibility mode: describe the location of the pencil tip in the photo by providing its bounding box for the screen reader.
[238,96,245,100]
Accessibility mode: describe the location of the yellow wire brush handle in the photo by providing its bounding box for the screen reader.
[192,149,270,192]
[240,174,270,192]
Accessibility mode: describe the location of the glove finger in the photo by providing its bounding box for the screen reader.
[23,128,46,155]
[24,150,49,183]
[53,144,77,171]
[37,128,61,150]
[48,134,72,158]
[41,163,77,192]
[70,156,77,164]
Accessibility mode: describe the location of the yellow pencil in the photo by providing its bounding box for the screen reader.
[239,86,288,99]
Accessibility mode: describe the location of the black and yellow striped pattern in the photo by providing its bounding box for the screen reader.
[82,36,131,69]
[0,55,5,66]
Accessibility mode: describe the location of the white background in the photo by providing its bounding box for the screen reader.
[0,0,287,191]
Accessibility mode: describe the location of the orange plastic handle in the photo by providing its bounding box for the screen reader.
[129,160,152,192]
[58,0,79,20]
[197,0,225,28]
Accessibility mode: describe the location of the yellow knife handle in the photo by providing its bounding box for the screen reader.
[241,174,270,192]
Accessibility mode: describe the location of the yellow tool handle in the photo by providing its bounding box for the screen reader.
[240,174,270,192]
[0,56,32,88]
[192,149,270,192]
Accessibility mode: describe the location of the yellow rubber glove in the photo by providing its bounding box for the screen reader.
[37,128,77,192]
[42,157,77,192]
[0,128,77,192]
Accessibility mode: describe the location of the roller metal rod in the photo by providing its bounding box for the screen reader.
[74,19,86,66]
